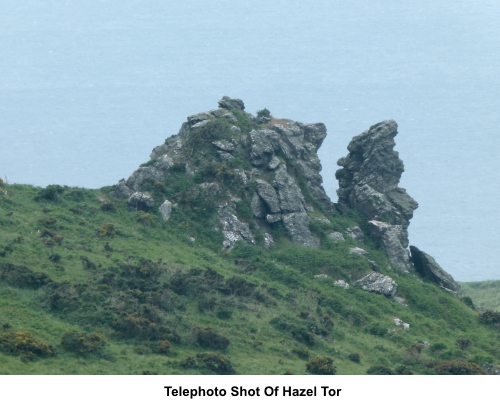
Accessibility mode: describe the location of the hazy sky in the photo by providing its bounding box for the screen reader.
[1,0,499,281]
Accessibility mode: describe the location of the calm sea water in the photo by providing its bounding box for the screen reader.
[1,1,499,281]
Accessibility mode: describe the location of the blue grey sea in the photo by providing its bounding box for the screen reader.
[1,0,499,281]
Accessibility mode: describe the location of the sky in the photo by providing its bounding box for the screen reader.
[0,0,499,281]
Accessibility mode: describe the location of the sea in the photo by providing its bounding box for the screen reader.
[0,0,499,281]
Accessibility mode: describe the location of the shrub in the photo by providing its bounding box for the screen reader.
[479,310,500,325]
[0,331,55,358]
[99,223,116,238]
[0,177,3,186]
[292,348,310,360]
[348,353,360,363]
[35,185,65,202]
[100,200,116,212]
[80,256,97,270]
[61,331,106,354]
[134,345,152,355]
[216,308,233,320]
[429,342,447,354]
[395,365,414,375]
[195,326,230,350]
[180,356,197,369]
[0,263,51,289]
[256,108,271,118]
[434,361,486,375]
[368,323,387,337]
[305,356,336,375]
[157,340,172,354]
[196,352,235,374]
[460,296,475,310]
[456,337,472,350]
[49,253,61,263]
[366,365,394,375]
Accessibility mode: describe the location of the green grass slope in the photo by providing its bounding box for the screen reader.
[0,183,499,375]
[460,281,500,311]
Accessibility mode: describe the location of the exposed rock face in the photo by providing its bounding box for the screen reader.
[159,200,172,221]
[218,96,245,111]
[410,245,462,294]
[128,192,154,211]
[356,272,398,298]
[282,213,320,248]
[219,206,255,250]
[346,226,364,244]
[369,220,411,273]
[336,120,418,272]
[255,180,280,213]
[113,180,133,199]
[327,232,345,242]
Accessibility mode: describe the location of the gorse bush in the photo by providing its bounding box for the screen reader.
[305,356,336,375]
[35,185,66,202]
[434,361,486,375]
[456,337,472,350]
[61,331,106,354]
[0,263,51,289]
[0,331,55,360]
[348,353,360,363]
[366,365,394,375]
[195,326,230,350]
[479,310,500,325]
[99,223,116,238]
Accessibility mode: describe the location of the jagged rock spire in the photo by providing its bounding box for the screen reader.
[336,120,418,272]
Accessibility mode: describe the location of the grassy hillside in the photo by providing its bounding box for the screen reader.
[460,281,500,311]
[1,182,499,375]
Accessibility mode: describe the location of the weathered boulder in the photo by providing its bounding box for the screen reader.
[356,272,397,298]
[410,245,462,294]
[282,212,320,248]
[263,233,275,249]
[250,129,281,166]
[274,165,306,213]
[268,155,281,170]
[393,318,410,330]
[327,232,345,242]
[128,192,155,211]
[159,200,172,221]
[212,140,235,152]
[346,226,364,244]
[251,192,267,218]
[334,279,350,289]
[218,96,245,111]
[349,247,370,257]
[266,213,282,224]
[255,180,281,213]
[219,206,255,250]
[369,220,411,273]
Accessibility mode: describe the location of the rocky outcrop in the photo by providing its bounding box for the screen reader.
[336,120,418,272]
[409,245,462,294]
[355,272,398,298]
[114,96,335,250]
